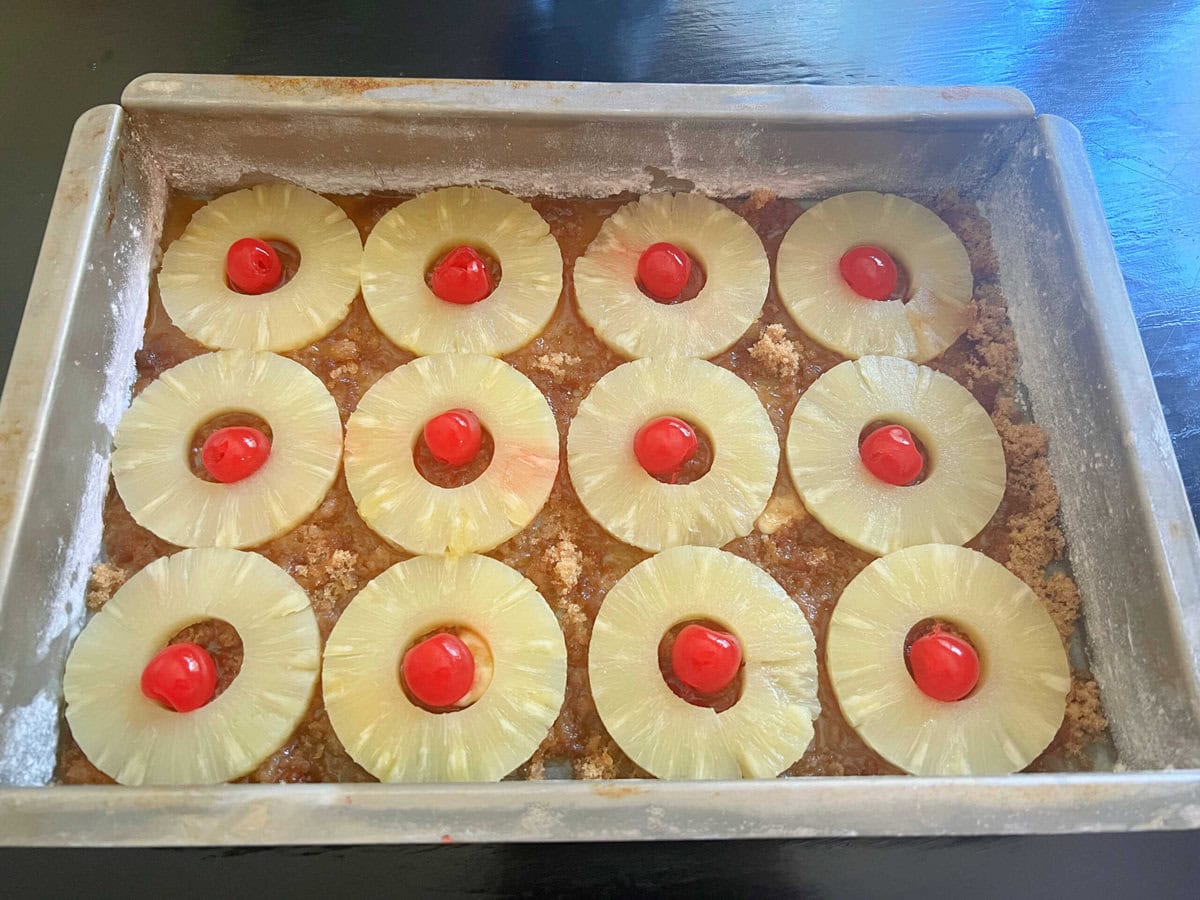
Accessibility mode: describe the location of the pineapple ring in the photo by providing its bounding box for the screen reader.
[63,548,321,785]
[775,191,973,362]
[322,554,567,782]
[344,354,559,555]
[786,355,1005,556]
[158,183,363,352]
[361,186,563,356]
[568,358,778,551]
[589,546,819,779]
[112,350,343,549]
[574,192,770,359]
[827,544,1070,776]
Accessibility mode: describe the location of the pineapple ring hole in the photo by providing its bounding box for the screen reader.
[856,419,933,485]
[423,243,503,295]
[636,251,707,305]
[641,417,715,486]
[902,617,984,699]
[399,625,494,713]
[657,618,745,712]
[225,239,302,294]
[414,424,496,488]
[841,245,911,303]
[164,618,244,703]
[188,412,274,483]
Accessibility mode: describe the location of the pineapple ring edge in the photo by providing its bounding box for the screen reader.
[573,191,770,360]
[158,182,363,352]
[826,543,1071,776]
[344,353,560,555]
[111,350,344,549]
[588,546,819,780]
[785,355,1006,556]
[360,186,563,357]
[774,190,973,363]
[62,547,321,785]
[322,554,567,782]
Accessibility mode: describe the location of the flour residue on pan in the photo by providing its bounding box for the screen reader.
[0,691,59,786]
[12,156,163,785]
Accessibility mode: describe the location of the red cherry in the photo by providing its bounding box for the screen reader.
[839,245,898,300]
[672,624,742,695]
[403,633,476,708]
[859,424,924,486]
[909,627,980,702]
[201,426,271,483]
[430,245,494,305]
[423,409,483,467]
[140,642,218,713]
[637,242,692,300]
[226,238,283,294]
[633,416,698,478]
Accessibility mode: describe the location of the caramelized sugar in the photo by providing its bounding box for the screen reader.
[56,188,1107,785]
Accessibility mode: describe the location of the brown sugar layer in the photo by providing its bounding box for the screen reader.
[57,188,1110,784]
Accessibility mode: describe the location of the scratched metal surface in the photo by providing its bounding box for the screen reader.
[1,0,1199,887]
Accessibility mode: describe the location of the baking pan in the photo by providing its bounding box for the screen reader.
[0,75,1198,845]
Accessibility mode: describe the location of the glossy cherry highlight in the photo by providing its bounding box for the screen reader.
[859,424,924,486]
[671,624,742,695]
[430,245,494,305]
[226,237,283,295]
[140,642,218,713]
[423,409,483,467]
[633,416,698,478]
[637,242,692,300]
[201,426,271,483]
[839,244,898,300]
[909,627,980,702]
[402,633,476,708]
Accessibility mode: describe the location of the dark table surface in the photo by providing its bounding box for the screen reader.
[2,0,1199,894]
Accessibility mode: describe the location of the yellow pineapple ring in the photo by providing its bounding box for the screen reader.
[775,191,973,362]
[786,356,1004,556]
[568,358,778,551]
[158,183,363,352]
[589,546,818,779]
[827,544,1070,776]
[574,192,770,359]
[112,351,342,549]
[63,548,321,785]
[360,186,562,356]
[344,354,558,555]
[322,554,566,782]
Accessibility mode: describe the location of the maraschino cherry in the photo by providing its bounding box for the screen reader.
[672,624,742,695]
[202,426,271,483]
[839,245,898,300]
[859,424,923,486]
[430,246,494,305]
[140,642,218,713]
[634,416,698,479]
[226,238,283,294]
[424,409,483,466]
[637,242,692,300]
[403,633,476,708]
[909,626,979,702]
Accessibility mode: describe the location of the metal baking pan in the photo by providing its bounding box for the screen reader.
[1,75,1198,845]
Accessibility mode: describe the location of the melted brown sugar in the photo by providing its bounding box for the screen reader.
[57,188,1109,784]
